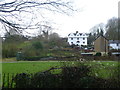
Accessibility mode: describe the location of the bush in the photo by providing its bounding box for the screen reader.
[13,64,93,88]
[94,52,101,56]
[108,52,112,56]
[32,41,43,50]
[2,43,18,58]
[61,65,92,88]
[23,56,55,61]
[20,41,44,58]
[31,72,61,88]
[2,34,28,58]
[12,63,120,88]
[23,56,42,61]
[13,73,31,88]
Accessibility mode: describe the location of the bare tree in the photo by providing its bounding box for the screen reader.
[105,17,120,40]
[0,0,75,35]
[88,23,105,45]
[89,23,106,35]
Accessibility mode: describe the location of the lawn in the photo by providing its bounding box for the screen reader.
[85,61,120,79]
[2,60,120,79]
[1,60,120,88]
[2,61,62,74]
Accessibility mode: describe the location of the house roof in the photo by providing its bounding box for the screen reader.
[68,31,89,37]
[109,40,120,44]
[94,35,108,42]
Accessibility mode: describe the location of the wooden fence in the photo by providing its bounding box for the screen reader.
[2,73,16,88]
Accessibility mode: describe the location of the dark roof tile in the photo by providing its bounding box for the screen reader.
[109,40,120,44]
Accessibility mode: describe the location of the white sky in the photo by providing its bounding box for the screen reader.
[0,0,119,37]
[49,0,119,37]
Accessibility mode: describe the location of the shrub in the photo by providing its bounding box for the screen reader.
[23,56,42,61]
[2,43,18,58]
[20,41,44,58]
[13,73,31,88]
[95,52,101,56]
[31,72,61,88]
[106,64,120,88]
[12,63,120,88]
[61,65,91,88]
[32,41,43,50]
[12,64,92,88]
[2,34,28,58]
[108,52,112,56]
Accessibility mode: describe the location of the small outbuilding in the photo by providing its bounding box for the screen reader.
[93,35,109,55]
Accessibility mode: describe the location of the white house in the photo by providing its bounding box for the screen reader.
[67,31,88,46]
[109,40,120,50]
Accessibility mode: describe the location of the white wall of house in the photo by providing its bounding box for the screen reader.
[109,43,120,50]
[67,32,88,46]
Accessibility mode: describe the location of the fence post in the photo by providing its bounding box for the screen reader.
[2,73,5,88]
[7,73,10,88]
[10,73,14,88]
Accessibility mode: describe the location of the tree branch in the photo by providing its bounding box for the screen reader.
[0,0,75,35]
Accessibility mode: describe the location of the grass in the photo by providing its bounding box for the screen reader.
[2,60,120,79]
[1,60,120,88]
[2,61,62,74]
[2,61,62,88]
[85,61,120,79]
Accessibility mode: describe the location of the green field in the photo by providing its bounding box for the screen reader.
[1,60,120,88]
[2,61,120,79]
[2,61,62,74]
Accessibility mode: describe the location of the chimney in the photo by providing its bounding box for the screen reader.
[76,31,78,33]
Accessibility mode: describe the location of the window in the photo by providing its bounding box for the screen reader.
[83,38,85,40]
[77,41,80,43]
[71,42,73,44]
[77,38,79,40]
[71,38,73,40]
[117,43,119,46]
[83,42,85,44]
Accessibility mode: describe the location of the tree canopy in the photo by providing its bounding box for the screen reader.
[105,17,120,40]
[88,17,120,44]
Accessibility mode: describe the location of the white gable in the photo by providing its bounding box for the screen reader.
[76,33,80,36]
[68,33,75,37]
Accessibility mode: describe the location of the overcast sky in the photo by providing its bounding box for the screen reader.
[50,0,119,37]
[0,0,119,37]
